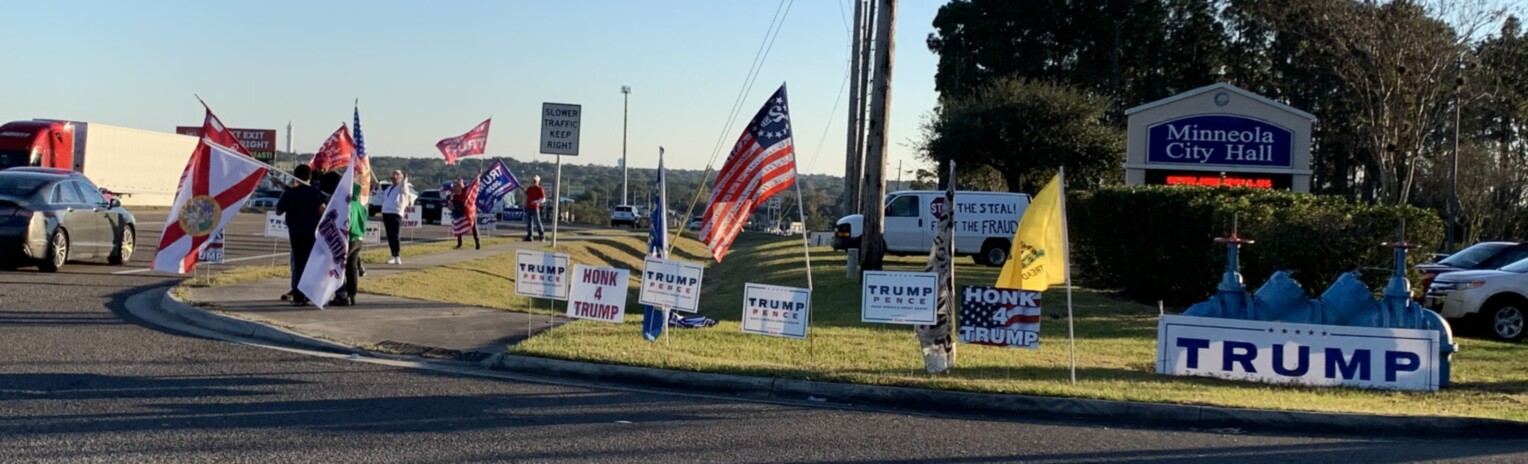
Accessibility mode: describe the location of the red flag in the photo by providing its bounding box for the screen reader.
[436,118,491,164]
[309,124,355,172]
[153,106,268,273]
[700,84,797,262]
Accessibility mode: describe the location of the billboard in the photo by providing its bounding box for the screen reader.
[176,126,278,164]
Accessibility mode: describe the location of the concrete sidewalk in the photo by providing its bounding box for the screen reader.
[181,239,570,362]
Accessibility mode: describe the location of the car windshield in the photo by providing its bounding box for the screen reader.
[1438,243,1511,268]
[0,176,50,198]
[1500,258,1528,274]
[420,191,440,199]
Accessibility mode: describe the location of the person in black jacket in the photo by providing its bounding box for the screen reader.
[276,165,323,306]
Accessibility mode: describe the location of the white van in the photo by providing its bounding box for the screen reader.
[833,190,1030,267]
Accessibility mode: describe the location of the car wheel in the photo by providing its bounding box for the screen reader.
[979,239,1009,268]
[40,229,69,273]
[1483,300,1527,342]
[110,225,135,265]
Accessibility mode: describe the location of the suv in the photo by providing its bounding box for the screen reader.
[414,190,446,224]
[1426,257,1528,342]
[611,205,640,228]
[1417,241,1528,291]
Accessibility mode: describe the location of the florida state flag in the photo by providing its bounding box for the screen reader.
[436,118,491,164]
[152,106,268,274]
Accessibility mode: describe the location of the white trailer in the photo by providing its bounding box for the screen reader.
[74,123,198,207]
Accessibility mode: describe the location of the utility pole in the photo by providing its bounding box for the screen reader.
[1448,57,1465,253]
[284,121,292,167]
[844,0,869,217]
[897,159,903,190]
[622,85,631,206]
[859,0,896,272]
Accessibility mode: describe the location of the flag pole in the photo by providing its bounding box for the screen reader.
[791,161,814,291]
[1060,167,1076,384]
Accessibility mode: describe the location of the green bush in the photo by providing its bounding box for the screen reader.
[1069,186,1444,305]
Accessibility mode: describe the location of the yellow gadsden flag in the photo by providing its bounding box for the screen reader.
[996,172,1068,291]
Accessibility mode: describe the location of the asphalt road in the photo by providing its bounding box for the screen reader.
[1,213,1525,463]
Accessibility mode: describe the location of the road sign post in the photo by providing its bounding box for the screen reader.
[540,102,582,248]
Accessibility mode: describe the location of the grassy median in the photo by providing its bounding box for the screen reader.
[350,231,1528,422]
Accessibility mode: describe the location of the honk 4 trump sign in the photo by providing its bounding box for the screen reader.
[639,257,704,312]
[567,264,629,323]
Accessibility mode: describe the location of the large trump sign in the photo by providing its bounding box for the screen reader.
[1156,315,1443,391]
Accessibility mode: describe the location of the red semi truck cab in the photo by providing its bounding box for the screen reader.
[0,120,77,171]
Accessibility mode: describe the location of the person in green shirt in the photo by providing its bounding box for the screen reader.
[336,182,368,307]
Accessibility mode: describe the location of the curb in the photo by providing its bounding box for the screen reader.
[154,288,1528,439]
[161,290,359,354]
[492,355,1528,439]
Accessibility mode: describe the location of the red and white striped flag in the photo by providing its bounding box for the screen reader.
[700,84,796,262]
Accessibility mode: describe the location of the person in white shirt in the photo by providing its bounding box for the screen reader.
[380,170,416,264]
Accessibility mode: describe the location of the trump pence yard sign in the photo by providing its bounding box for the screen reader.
[515,250,571,300]
[567,264,629,323]
[861,271,938,325]
[639,257,704,312]
[741,283,811,339]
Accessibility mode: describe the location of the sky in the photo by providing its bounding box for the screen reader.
[2,1,945,178]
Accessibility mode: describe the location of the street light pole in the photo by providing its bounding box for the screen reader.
[622,85,631,207]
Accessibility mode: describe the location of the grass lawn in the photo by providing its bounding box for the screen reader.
[236,230,1528,421]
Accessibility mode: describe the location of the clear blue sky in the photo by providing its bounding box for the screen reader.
[2,1,944,178]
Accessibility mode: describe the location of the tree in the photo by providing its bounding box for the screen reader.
[924,78,1124,193]
[1229,0,1509,204]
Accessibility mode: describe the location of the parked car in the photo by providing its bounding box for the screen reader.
[611,205,640,228]
[0,168,136,272]
[244,196,278,212]
[1416,241,1528,292]
[1426,257,1528,342]
[414,189,446,224]
[834,190,1031,267]
[687,215,704,231]
[368,182,419,216]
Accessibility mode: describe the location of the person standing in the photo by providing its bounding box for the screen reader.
[380,170,414,264]
[275,165,322,306]
[524,175,546,242]
[450,178,480,249]
[333,182,368,307]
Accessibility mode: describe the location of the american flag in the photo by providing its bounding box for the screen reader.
[700,84,796,262]
[452,179,480,237]
[353,104,372,201]
[958,286,1042,349]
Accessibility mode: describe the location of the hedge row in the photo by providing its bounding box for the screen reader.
[1068,186,1444,305]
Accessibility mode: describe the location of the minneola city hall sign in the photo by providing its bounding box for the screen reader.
[1124,83,1315,192]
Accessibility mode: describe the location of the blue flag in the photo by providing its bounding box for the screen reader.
[643,147,669,342]
[477,160,521,212]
